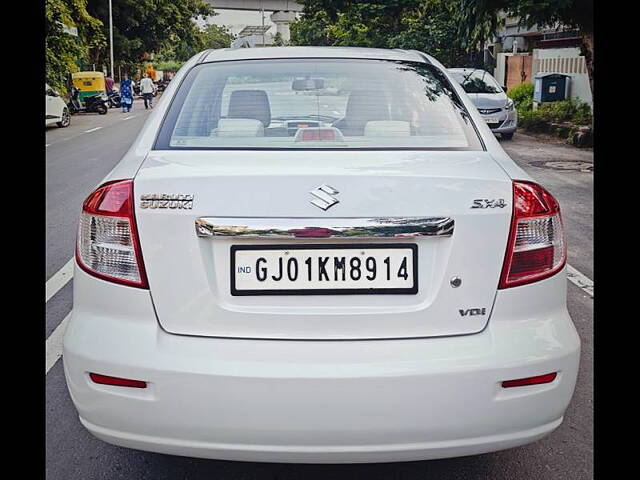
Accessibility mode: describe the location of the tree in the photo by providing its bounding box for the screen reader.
[45,0,106,92]
[154,21,233,67]
[388,1,469,67]
[200,23,234,50]
[290,0,467,67]
[272,32,286,46]
[86,0,213,73]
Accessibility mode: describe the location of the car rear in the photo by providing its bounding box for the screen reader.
[63,48,579,463]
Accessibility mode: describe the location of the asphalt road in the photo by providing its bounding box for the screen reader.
[46,114,593,480]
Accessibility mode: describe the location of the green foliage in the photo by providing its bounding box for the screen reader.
[200,23,234,50]
[573,102,593,125]
[154,60,184,72]
[456,0,504,53]
[519,108,548,132]
[86,0,213,69]
[153,22,232,69]
[272,32,286,46]
[388,1,468,67]
[289,9,332,46]
[45,0,106,93]
[507,82,534,112]
[290,0,467,67]
[519,98,592,135]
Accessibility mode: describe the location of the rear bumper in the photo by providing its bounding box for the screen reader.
[63,267,580,463]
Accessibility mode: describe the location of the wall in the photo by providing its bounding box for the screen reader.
[532,47,592,106]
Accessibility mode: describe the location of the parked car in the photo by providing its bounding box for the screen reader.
[64,47,579,464]
[448,68,517,139]
[45,83,70,128]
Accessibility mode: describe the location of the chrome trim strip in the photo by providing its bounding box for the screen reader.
[195,217,454,239]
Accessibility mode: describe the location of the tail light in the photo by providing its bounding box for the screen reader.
[76,179,148,289]
[499,181,566,288]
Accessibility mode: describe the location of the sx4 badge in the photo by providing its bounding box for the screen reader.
[470,199,507,209]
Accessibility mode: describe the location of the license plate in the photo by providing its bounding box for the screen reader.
[231,244,418,295]
[483,115,502,124]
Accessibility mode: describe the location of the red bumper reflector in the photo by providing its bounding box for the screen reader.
[501,372,557,388]
[89,373,147,388]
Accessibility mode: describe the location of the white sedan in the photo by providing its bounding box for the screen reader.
[63,47,580,463]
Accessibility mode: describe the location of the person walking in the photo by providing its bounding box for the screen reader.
[140,73,157,109]
[105,75,114,94]
[120,74,135,113]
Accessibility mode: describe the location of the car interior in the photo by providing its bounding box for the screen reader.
[165,60,478,149]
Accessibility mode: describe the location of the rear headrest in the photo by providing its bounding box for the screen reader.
[345,90,390,125]
[228,90,271,127]
[213,118,264,137]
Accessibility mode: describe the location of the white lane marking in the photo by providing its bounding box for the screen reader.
[46,258,74,303]
[47,114,146,146]
[46,311,72,373]
[567,264,593,298]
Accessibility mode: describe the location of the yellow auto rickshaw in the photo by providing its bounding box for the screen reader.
[71,71,106,102]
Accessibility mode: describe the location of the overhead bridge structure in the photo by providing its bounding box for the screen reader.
[205,0,302,45]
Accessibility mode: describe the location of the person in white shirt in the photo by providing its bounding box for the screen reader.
[139,73,157,109]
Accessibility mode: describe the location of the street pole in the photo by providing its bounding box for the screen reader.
[261,0,265,47]
[109,0,114,79]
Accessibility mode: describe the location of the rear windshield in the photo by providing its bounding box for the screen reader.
[449,70,503,94]
[155,58,482,150]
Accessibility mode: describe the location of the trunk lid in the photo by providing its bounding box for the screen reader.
[135,150,512,339]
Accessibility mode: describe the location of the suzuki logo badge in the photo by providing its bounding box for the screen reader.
[309,184,340,211]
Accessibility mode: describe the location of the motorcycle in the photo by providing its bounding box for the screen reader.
[156,79,170,92]
[67,86,108,115]
[107,88,121,108]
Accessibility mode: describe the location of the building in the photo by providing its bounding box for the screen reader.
[488,14,592,106]
[201,0,301,46]
[231,25,274,48]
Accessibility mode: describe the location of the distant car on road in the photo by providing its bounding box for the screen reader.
[448,68,517,139]
[64,47,579,464]
[45,83,70,128]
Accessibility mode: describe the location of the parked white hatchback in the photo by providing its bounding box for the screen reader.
[46,83,70,128]
[63,47,580,464]
[448,68,517,139]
